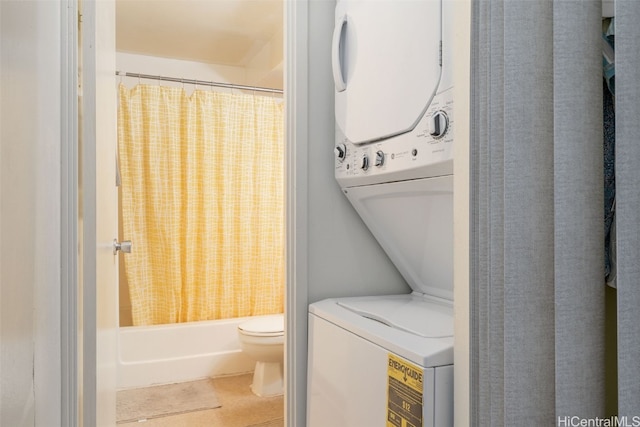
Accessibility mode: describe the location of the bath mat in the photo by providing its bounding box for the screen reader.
[116,378,221,423]
[248,418,285,427]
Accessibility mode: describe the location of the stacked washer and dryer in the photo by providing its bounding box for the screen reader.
[307,1,455,426]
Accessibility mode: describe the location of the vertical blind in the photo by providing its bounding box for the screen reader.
[470,0,640,424]
[614,1,640,417]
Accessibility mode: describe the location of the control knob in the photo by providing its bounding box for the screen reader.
[360,155,369,171]
[428,110,449,139]
[375,150,385,167]
[335,143,347,162]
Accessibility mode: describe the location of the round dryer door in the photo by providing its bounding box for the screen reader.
[333,0,442,144]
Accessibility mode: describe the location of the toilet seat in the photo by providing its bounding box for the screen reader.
[238,314,284,337]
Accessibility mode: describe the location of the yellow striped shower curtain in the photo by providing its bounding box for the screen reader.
[118,84,284,326]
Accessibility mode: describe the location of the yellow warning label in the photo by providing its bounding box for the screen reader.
[387,353,424,427]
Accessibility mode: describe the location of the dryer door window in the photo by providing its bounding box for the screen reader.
[334,0,442,145]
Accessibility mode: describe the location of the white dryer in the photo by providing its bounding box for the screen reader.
[307,0,455,426]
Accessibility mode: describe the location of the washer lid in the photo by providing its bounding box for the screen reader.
[238,314,284,335]
[337,294,453,338]
[343,175,453,300]
[333,0,442,144]
[309,295,453,367]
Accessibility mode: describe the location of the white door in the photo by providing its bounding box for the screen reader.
[81,0,118,425]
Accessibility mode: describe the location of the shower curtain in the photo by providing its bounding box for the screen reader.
[470,0,640,424]
[118,84,284,326]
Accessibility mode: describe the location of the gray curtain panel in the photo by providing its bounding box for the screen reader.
[470,0,639,424]
[615,0,640,418]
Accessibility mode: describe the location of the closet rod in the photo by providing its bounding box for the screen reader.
[115,71,283,94]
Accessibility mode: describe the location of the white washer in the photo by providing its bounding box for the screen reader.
[307,176,454,427]
[307,0,455,425]
[307,295,453,427]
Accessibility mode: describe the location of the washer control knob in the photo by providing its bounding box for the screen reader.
[428,111,449,138]
[335,143,347,162]
[360,155,370,171]
[375,150,385,167]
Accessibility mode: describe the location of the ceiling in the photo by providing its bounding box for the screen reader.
[115,0,283,67]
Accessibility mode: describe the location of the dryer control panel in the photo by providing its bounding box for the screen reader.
[335,87,454,188]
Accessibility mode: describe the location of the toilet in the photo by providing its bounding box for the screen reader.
[237,314,284,397]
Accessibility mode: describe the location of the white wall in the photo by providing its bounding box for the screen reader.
[246,27,284,91]
[0,1,62,425]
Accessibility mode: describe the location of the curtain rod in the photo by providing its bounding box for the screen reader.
[116,71,283,94]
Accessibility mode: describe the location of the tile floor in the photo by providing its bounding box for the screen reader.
[117,373,284,427]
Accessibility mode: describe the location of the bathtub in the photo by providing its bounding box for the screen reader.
[117,316,256,389]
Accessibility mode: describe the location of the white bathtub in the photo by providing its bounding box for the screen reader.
[117,316,256,389]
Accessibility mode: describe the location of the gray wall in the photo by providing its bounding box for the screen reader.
[0,1,62,425]
[286,1,409,425]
